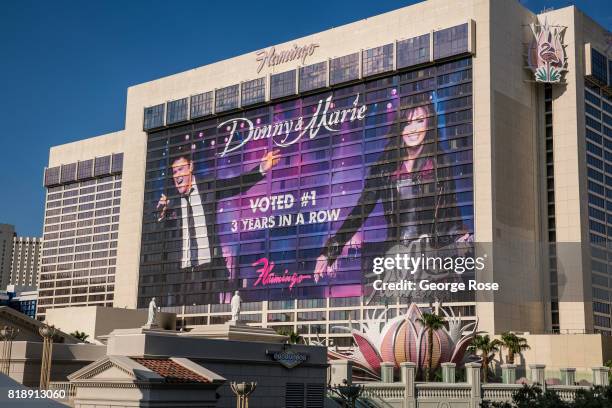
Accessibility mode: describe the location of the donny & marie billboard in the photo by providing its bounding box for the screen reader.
[139,57,474,307]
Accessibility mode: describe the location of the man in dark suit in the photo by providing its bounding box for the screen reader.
[156,150,280,272]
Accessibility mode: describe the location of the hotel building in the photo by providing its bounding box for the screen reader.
[0,224,16,289]
[38,0,612,350]
[0,224,42,290]
[9,237,42,289]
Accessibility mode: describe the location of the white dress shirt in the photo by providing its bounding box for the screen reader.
[181,178,211,268]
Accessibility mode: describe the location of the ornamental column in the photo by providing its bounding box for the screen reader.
[39,324,57,389]
[0,325,19,375]
[400,362,416,408]
[465,362,481,408]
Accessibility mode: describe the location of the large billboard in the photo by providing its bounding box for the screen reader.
[139,57,474,307]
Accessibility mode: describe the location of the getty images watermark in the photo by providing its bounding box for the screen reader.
[371,253,499,293]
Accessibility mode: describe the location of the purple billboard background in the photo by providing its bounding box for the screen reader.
[139,57,474,307]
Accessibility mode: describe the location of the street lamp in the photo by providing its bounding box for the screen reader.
[230,381,257,408]
[329,380,364,408]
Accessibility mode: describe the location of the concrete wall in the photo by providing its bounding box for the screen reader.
[45,306,176,341]
[5,341,105,387]
[490,333,612,381]
[74,387,219,408]
[532,6,612,334]
[476,0,545,335]
[106,330,327,408]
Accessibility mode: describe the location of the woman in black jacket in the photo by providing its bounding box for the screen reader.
[314,102,471,283]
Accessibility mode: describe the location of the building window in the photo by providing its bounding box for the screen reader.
[210,315,231,324]
[111,153,123,173]
[434,23,469,60]
[330,297,361,307]
[329,310,359,320]
[215,84,239,113]
[77,160,93,180]
[270,70,296,99]
[267,312,294,322]
[269,300,294,310]
[362,44,394,77]
[60,163,77,184]
[241,78,266,106]
[585,103,601,120]
[397,34,430,68]
[143,104,165,130]
[299,62,327,92]
[94,156,111,177]
[166,98,188,125]
[190,91,213,119]
[44,167,61,187]
[330,53,359,85]
[590,48,608,86]
[297,311,326,321]
[297,298,326,309]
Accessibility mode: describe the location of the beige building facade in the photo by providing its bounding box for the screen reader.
[0,223,41,290]
[10,236,42,288]
[0,224,17,289]
[40,0,612,345]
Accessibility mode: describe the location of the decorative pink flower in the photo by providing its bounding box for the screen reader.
[328,303,478,380]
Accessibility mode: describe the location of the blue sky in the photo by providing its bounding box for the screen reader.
[0,0,610,237]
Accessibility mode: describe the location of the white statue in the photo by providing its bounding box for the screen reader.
[432,298,441,316]
[146,297,158,327]
[230,291,242,322]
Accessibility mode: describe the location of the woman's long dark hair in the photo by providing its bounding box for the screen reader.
[374,102,437,178]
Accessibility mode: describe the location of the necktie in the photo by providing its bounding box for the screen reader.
[186,196,198,266]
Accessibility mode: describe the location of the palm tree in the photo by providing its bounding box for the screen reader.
[70,330,89,342]
[467,334,501,383]
[500,332,530,365]
[276,329,303,344]
[604,360,612,385]
[416,312,446,382]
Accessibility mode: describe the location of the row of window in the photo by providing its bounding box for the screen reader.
[585,78,612,329]
[47,177,121,196]
[43,224,119,242]
[37,293,114,306]
[165,300,474,316]
[142,215,473,251]
[42,249,118,264]
[44,216,121,233]
[44,154,123,187]
[147,96,472,164]
[147,115,471,167]
[39,283,115,297]
[587,46,612,88]
[585,82,612,248]
[144,23,470,129]
[46,190,121,206]
[40,260,114,274]
[39,267,115,279]
[178,310,475,331]
[145,59,471,147]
